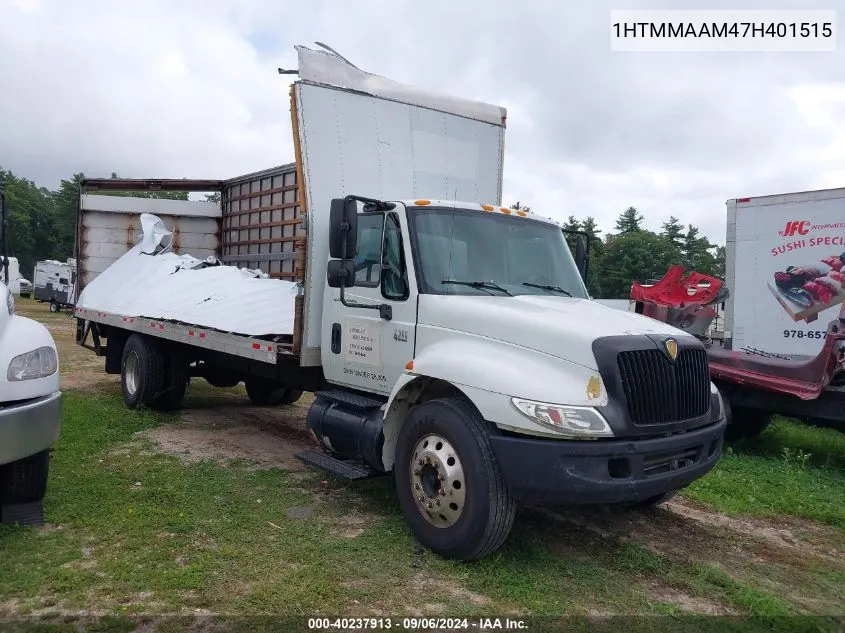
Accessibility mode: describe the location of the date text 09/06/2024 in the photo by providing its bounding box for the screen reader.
[307,617,528,630]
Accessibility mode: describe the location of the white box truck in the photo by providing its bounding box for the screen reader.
[0,256,32,298]
[725,187,845,358]
[73,44,726,560]
[0,184,62,525]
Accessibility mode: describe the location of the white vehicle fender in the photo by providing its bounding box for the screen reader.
[380,337,608,469]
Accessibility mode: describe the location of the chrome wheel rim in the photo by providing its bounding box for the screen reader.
[410,434,466,527]
[125,351,140,395]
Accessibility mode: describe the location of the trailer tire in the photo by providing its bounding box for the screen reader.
[394,397,516,561]
[245,378,289,406]
[121,334,166,409]
[725,406,772,441]
[0,449,49,507]
[49,301,59,313]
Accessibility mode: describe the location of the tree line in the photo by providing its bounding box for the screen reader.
[510,202,726,299]
[1,166,723,299]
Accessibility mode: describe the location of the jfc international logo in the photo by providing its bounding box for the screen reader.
[779,220,811,237]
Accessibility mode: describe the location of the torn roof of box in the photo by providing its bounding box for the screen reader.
[75,214,298,337]
[295,44,507,127]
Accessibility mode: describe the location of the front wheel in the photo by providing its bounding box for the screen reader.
[0,449,50,525]
[394,398,516,561]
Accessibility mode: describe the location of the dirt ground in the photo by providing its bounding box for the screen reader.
[21,299,845,618]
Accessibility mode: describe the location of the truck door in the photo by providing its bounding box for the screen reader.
[329,208,416,395]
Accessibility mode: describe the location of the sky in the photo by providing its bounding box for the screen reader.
[1,0,843,246]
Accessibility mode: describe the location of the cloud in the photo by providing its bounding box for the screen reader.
[1,0,843,248]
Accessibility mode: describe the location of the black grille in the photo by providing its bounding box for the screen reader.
[617,348,710,425]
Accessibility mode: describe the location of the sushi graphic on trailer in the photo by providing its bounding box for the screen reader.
[772,252,845,314]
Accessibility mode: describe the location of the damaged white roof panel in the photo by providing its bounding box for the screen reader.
[75,214,298,337]
[296,45,507,127]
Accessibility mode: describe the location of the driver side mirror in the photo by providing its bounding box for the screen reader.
[329,197,358,259]
[575,235,588,279]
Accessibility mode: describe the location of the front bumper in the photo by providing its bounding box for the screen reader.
[0,392,62,465]
[489,416,726,505]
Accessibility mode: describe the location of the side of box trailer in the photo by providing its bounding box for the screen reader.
[725,187,845,358]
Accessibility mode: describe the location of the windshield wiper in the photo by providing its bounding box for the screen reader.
[441,279,513,296]
[522,282,572,297]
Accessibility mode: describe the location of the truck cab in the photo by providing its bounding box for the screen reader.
[0,184,62,525]
[305,196,727,560]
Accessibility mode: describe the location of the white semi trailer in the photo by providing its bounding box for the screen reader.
[74,44,726,560]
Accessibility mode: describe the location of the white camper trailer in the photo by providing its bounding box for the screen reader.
[34,259,76,312]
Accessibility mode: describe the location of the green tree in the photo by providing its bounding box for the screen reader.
[614,206,644,233]
[0,168,58,276]
[52,172,86,260]
[205,192,221,203]
[682,224,717,276]
[661,216,684,250]
[561,215,581,250]
[599,230,681,298]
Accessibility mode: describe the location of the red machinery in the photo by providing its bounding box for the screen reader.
[632,266,845,438]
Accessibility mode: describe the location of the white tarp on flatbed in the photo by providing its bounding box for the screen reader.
[75,214,298,337]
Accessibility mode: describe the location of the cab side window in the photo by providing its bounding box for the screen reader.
[381,212,408,301]
[354,213,385,287]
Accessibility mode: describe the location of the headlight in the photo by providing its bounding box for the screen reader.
[710,382,724,421]
[7,346,58,381]
[6,288,13,315]
[511,398,613,438]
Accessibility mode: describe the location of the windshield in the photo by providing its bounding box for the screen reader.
[408,208,589,298]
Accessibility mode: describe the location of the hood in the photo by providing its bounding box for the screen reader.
[417,294,697,370]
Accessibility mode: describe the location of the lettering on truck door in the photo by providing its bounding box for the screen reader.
[333,210,416,394]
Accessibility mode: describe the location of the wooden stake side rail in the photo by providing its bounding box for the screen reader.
[74,307,295,364]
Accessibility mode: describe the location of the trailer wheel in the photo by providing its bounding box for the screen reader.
[725,406,772,441]
[245,378,289,406]
[121,334,166,409]
[394,398,516,561]
[49,300,59,313]
[0,449,49,506]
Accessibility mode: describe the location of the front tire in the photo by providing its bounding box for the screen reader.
[394,398,516,561]
[0,449,49,505]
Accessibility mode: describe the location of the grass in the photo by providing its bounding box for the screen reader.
[685,417,845,529]
[0,389,842,632]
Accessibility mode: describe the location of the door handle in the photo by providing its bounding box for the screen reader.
[331,323,342,354]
